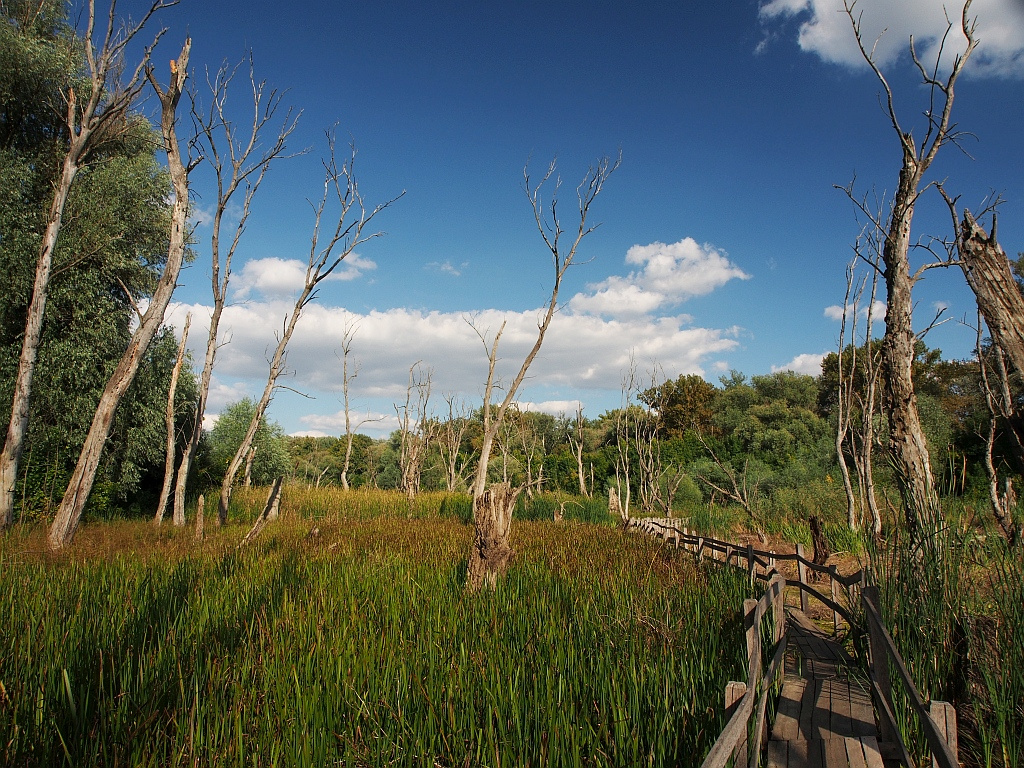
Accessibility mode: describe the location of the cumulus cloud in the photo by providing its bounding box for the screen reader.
[232,254,376,300]
[772,352,826,376]
[162,236,752,433]
[569,238,750,317]
[299,410,396,435]
[824,300,886,321]
[162,300,742,413]
[759,0,1024,77]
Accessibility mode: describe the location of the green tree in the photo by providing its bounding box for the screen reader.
[0,2,190,522]
[208,399,290,487]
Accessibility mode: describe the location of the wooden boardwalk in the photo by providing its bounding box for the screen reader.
[768,610,886,768]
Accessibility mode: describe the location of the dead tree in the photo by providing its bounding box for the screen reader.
[336,323,382,489]
[841,0,978,530]
[395,363,433,504]
[566,404,591,498]
[171,56,298,525]
[976,324,1022,545]
[155,312,190,525]
[48,40,194,550]
[957,212,1024,376]
[696,434,767,542]
[437,394,472,492]
[217,138,400,523]
[0,0,173,528]
[466,154,619,591]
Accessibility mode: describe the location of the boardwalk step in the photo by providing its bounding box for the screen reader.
[767,736,885,768]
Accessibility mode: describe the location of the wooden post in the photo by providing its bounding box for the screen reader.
[829,565,840,632]
[929,701,958,768]
[796,543,809,613]
[773,576,786,644]
[746,543,755,584]
[744,598,758,665]
[863,586,896,744]
[726,545,734,567]
[698,537,704,562]
[725,682,749,768]
[194,493,205,542]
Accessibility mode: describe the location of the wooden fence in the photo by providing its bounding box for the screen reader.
[630,517,959,768]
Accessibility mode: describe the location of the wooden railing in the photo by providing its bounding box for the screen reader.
[630,516,960,768]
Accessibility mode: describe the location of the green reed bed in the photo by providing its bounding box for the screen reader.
[0,518,753,767]
[870,524,1024,768]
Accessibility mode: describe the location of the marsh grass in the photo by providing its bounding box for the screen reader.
[869,522,1024,768]
[0,512,753,767]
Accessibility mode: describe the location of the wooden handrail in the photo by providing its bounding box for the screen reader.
[631,517,958,768]
[862,587,960,768]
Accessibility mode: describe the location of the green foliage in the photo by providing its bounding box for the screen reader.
[870,524,1024,767]
[0,2,184,519]
[0,517,754,766]
[207,399,291,486]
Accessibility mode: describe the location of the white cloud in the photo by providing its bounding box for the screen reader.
[569,238,750,317]
[772,352,826,376]
[163,300,742,413]
[824,300,886,321]
[299,410,395,435]
[426,260,466,276]
[162,236,752,433]
[232,254,376,300]
[759,0,1024,77]
[519,399,584,416]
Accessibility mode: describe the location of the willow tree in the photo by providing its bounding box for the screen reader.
[0,0,173,528]
[842,0,977,529]
[466,154,618,591]
[49,39,193,549]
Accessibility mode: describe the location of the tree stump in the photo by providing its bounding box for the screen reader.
[466,483,516,591]
[809,515,830,575]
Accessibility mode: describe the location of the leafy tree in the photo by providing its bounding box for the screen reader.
[0,2,190,521]
[641,373,718,438]
[206,399,290,487]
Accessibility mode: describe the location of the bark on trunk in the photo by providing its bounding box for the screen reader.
[880,162,937,531]
[809,515,831,569]
[465,482,516,591]
[960,213,1024,377]
[194,493,205,541]
[48,41,193,551]
[155,313,190,525]
[0,156,78,527]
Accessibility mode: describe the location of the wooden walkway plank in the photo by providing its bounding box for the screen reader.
[768,609,889,768]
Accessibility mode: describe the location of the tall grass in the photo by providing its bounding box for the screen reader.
[0,516,753,767]
[869,522,1024,768]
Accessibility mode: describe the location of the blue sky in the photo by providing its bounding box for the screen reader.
[120,0,1024,437]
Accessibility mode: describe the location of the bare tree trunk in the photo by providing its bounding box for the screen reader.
[958,212,1024,376]
[842,0,977,531]
[438,394,471,492]
[242,445,256,487]
[238,476,283,548]
[48,40,193,550]
[395,363,432,504]
[194,493,205,541]
[0,0,169,528]
[835,263,860,530]
[171,56,298,524]
[568,404,590,498]
[218,138,399,523]
[155,313,190,525]
[466,154,618,591]
[465,483,516,590]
